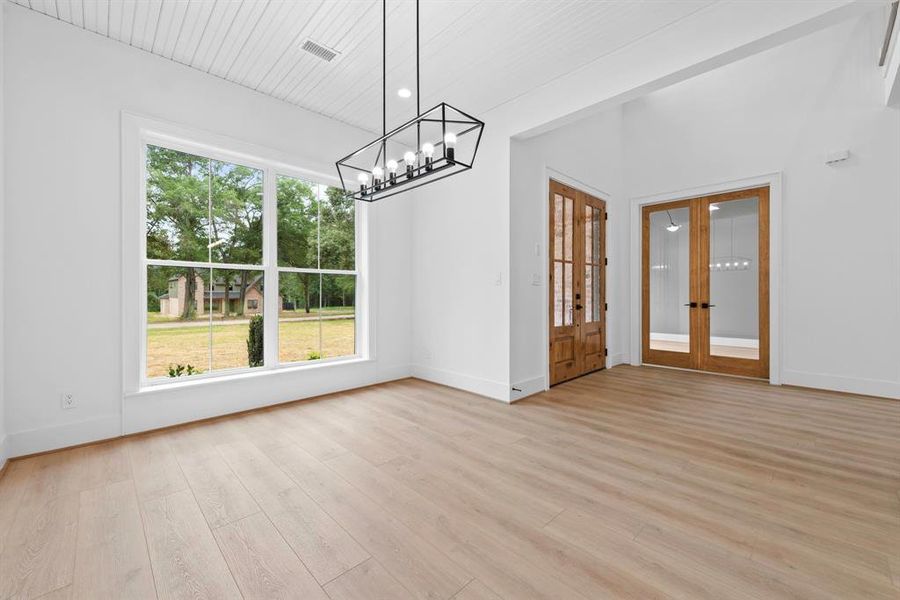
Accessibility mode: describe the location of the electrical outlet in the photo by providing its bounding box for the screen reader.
[61,392,77,410]
[531,273,542,286]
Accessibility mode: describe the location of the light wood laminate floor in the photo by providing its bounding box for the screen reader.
[0,366,898,599]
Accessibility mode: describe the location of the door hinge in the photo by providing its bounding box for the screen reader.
[604,257,608,266]
[604,348,608,356]
[605,212,608,221]
[604,302,608,311]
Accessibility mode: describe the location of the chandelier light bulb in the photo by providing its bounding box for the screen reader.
[386,160,398,184]
[372,166,384,190]
[403,151,416,178]
[422,142,435,171]
[444,132,457,163]
[357,172,369,194]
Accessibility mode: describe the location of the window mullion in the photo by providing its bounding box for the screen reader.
[263,168,279,368]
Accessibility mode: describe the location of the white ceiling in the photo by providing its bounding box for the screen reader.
[12,0,715,133]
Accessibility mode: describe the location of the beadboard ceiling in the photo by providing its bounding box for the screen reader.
[12,0,715,132]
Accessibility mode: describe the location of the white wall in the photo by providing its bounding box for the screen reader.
[0,2,7,468]
[409,1,870,403]
[624,14,900,398]
[3,5,411,456]
[508,108,626,394]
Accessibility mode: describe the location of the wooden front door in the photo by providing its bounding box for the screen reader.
[549,180,606,386]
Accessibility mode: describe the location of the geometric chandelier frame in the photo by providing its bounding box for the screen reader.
[335,0,485,203]
[336,102,484,203]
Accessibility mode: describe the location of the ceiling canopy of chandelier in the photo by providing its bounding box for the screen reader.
[335,0,484,202]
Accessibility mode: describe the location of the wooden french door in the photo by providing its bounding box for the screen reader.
[549,180,606,386]
[642,186,769,378]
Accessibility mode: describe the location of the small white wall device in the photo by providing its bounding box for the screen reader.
[825,149,850,165]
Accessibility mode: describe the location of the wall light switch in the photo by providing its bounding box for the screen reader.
[531,273,541,286]
[495,272,503,286]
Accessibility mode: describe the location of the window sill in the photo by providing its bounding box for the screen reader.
[127,356,372,399]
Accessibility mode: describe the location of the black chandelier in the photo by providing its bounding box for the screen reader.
[335,0,485,202]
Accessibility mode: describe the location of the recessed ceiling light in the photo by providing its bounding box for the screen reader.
[397,88,412,98]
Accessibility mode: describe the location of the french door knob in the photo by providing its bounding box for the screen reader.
[684,302,698,308]
[701,302,716,309]
[576,304,583,310]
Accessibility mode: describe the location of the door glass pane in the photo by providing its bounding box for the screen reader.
[585,265,593,323]
[584,205,593,322]
[554,262,563,327]
[554,195,563,261]
[709,197,759,359]
[584,206,602,324]
[649,207,690,353]
[552,191,575,329]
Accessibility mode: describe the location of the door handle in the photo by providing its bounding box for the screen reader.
[701,303,716,308]
[683,302,698,308]
[576,304,583,310]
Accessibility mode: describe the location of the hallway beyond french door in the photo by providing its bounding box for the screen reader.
[548,180,606,386]
[642,186,770,379]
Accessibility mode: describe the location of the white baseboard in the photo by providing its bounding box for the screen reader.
[410,364,510,403]
[782,370,900,400]
[375,363,412,384]
[0,434,8,473]
[7,415,122,458]
[510,376,547,402]
[608,353,628,368]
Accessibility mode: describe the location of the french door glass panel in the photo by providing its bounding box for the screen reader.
[649,207,691,353]
[553,193,575,327]
[708,197,760,360]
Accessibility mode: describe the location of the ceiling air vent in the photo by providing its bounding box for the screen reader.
[301,39,339,62]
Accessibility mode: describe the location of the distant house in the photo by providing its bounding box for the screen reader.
[158,274,279,317]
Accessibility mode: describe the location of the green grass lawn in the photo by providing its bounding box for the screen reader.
[147,318,355,378]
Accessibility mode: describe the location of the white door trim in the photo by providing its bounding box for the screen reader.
[628,173,783,385]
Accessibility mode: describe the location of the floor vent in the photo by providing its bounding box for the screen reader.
[301,39,339,62]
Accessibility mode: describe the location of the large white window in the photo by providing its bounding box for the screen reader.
[141,139,359,384]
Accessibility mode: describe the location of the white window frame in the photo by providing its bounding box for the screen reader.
[122,113,372,393]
